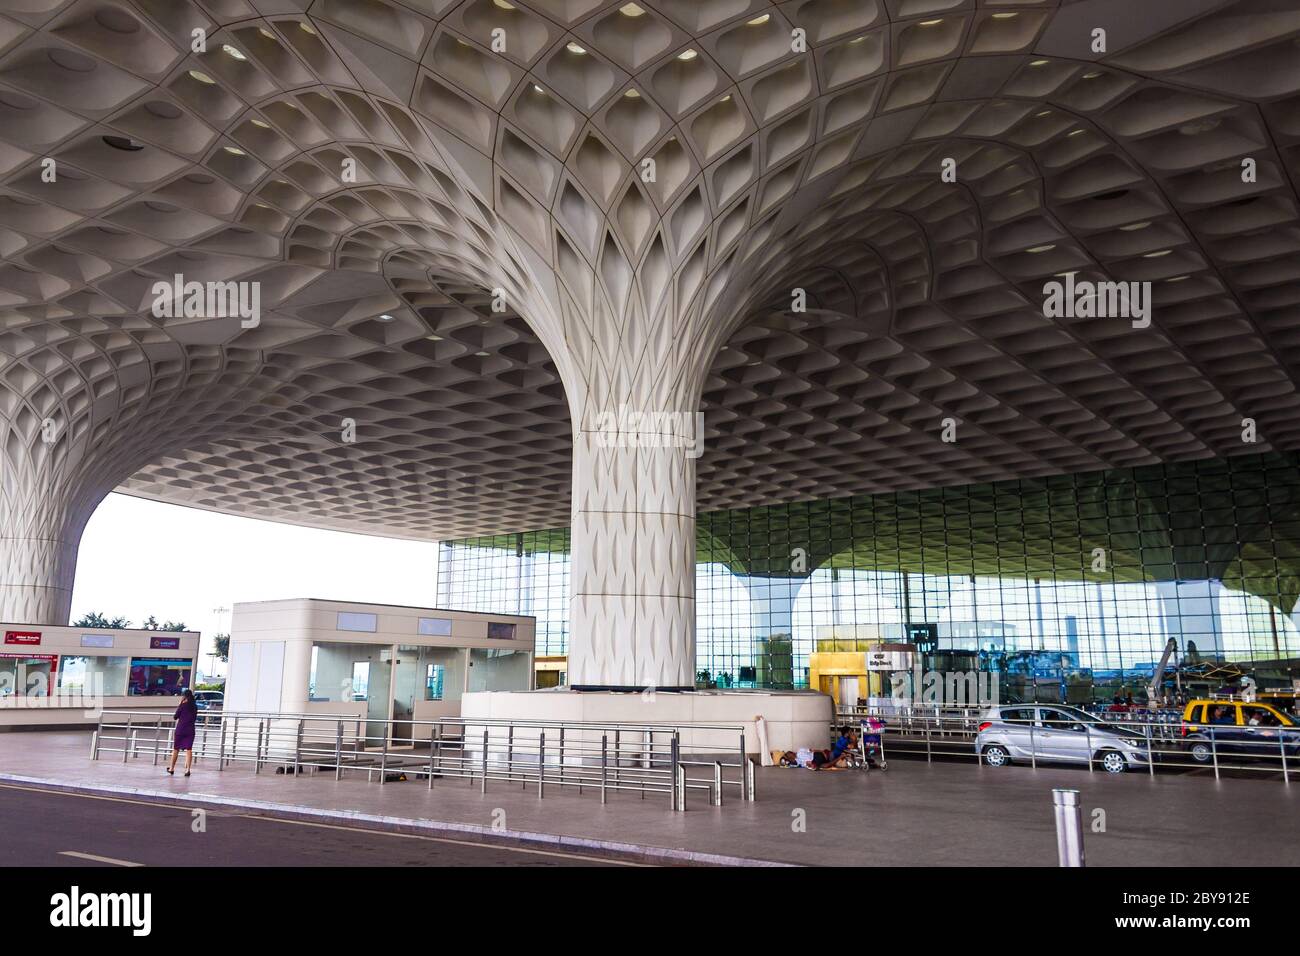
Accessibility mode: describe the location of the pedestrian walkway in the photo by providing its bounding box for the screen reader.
[1,731,1296,866]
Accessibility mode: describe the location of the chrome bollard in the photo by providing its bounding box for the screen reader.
[1052,788,1086,867]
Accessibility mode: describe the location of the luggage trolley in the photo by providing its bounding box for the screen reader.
[855,716,888,771]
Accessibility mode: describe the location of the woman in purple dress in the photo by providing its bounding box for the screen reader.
[166,689,199,777]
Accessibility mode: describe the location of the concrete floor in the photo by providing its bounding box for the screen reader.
[1,731,1296,866]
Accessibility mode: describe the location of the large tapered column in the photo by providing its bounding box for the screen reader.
[567,409,698,690]
[0,466,84,625]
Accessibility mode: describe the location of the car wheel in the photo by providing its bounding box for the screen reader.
[1097,750,1127,774]
[982,744,1010,768]
[1189,740,1212,763]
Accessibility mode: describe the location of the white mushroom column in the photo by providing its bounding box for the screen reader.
[567,399,700,690]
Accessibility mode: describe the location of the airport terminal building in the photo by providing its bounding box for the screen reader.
[1,0,1299,732]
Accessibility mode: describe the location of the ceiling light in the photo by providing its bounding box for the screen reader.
[426,334,443,341]
[251,118,270,128]
[849,36,867,44]
[1068,129,1085,136]
[1165,275,1190,282]
[918,19,943,27]
[188,69,215,84]
[1036,110,1051,117]
[677,49,697,61]
[747,14,771,25]
[475,351,490,357]
[623,88,640,98]
[566,42,586,54]
[1026,244,1056,254]
[1083,71,1101,79]
[299,22,317,36]
[378,314,395,322]
[619,2,645,16]
[258,28,276,39]
[720,94,731,102]
[223,146,245,155]
[532,83,544,93]
[1143,249,1172,258]
[222,44,246,60]
[1030,59,1049,67]
[493,0,516,8]
[991,11,1019,18]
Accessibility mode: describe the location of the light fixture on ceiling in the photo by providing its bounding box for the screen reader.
[677,49,698,61]
[299,22,317,36]
[1119,222,1150,231]
[1143,249,1172,258]
[222,44,246,61]
[188,69,215,84]
[258,28,276,40]
[1082,71,1101,79]
[378,313,395,322]
[475,350,490,357]
[493,0,516,8]
[566,42,586,54]
[1025,244,1056,254]
[1029,59,1049,67]
[426,334,443,341]
[1068,129,1085,136]
[103,135,144,151]
[747,14,771,26]
[1165,275,1190,282]
[623,88,640,98]
[991,11,1019,18]
[619,3,645,16]
[251,118,270,128]
[918,19,944,27]
[1036,110,1051,117]
[849,35,867,44]
[532,83,545,93]
[223,145,246,155]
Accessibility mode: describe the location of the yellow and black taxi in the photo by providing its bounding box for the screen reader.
[1180,699,1300,763]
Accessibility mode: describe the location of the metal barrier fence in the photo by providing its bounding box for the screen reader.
[837,705,1297,781]
[90,709,758,810]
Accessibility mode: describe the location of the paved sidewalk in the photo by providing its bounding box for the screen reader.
[1,731,1297,866]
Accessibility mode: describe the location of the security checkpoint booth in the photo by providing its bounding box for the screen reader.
[222,598,536,749]
[0,621,199,729]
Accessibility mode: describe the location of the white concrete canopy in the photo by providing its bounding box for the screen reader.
[1,0,1299,688]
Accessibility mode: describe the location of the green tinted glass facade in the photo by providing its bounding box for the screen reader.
[438,453,1300,702]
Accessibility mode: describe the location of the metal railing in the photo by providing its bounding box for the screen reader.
[90,709,758,810]
[837,705,1298,781]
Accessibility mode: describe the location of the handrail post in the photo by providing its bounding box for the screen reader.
[538,730,545,798]
[90,712,100,760]
[506,724,515,786]
[925,715,932,763]
[1282,732,1290,784]
[1211,726,1220,780]
[293,719,303,777]
[1084,722,1093,773]
[1147,721,1155,777]
[254,718,265,774]
[675,764,686,812]
[558,726,566,789]
[334,720,343,780]
[614,728,621,789]
[738,730,747,800]
[1029,720,1037,769]
[746,756,756,801]
[601,734,608,805]
[481,729,489,793]
[152,718,162,766]
[713,761,723,806]
[217,715,228,771]
[1052,789,1086,867]
[379,721,390,785]
[123,715,132,763]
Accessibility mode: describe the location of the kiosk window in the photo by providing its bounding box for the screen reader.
[127,658,192,696]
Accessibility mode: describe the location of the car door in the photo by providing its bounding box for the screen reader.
[1207,703,1243,755]
[1239,705,1284,759]
[1037,707,1091,763]
[997,707,1038,758]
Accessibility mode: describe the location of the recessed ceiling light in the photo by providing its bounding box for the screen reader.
[1036,110,1051,117]
[720,94,731,102]
[251,118,270,128]
[1068,129,1085,136]
[258,28,276,40]
[378,313,395,322]
[623,88,640,98]
[532,83,544,93]
[566,42,586,54]
[677,49,698,61]
[188,70,215,84]
[222,44,246,61]
[1119,221,1150,231]
[991,11,1019,18]
[1030,59,1049,67]
[102,135,143,151]
[747,14,770,25]
[849,35,867,44]
[493,0,516,8]
[426,334,443,341]
[1143,249,1172,258]
[619,2,645,16]
[918,19,944,27]
[1165,275,1190,282]
[299,22,317,35]
[1082,71,1101,79]
[223,145,245,155]
[1026,244,1056,254]
[475,351,489,357]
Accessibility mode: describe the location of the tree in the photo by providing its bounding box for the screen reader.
[141,616,188,632]
[213,634,230,662]
[72,612,130,629]
[142,615,159,630]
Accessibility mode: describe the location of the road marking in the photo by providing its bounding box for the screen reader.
[0,782,645,866]
[59,851,144,867]
[234,814,646,866]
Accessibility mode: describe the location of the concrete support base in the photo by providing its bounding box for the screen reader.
[460,688,833,755]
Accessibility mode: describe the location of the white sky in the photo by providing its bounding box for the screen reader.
[70,493,439,680]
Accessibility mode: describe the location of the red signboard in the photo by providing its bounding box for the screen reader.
[4,631,41,646]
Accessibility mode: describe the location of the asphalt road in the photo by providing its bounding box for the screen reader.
[0,783,627,867]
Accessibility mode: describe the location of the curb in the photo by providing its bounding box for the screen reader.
[0,772,795,868]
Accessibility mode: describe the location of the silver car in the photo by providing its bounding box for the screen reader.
[976,704,1151,774]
